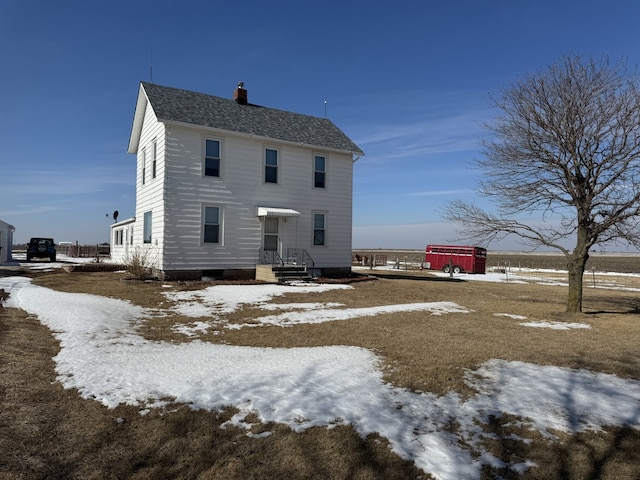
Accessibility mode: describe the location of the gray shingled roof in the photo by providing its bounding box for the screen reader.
[141,82,364,155]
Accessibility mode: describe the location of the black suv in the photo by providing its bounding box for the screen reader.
[27,238,57,262]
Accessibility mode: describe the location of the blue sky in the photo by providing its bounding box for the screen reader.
[2,1,639,250]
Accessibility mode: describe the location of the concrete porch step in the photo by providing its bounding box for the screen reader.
[256,264,313,283]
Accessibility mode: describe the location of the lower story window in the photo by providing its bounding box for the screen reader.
[143,211,152,244]
[313,213,325,246]
[204,206,220,244]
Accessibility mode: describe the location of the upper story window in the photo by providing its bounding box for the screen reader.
[152,140,157,179]
[313,213,326,246]
[203,206,221,244]
[142,148,147,185]
[205,139,221,177]
[314,155,326,188]
[265,148,278,183]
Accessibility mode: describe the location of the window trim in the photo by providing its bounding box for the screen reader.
[204,137,222,178]
[202,204,223,245]
[312,212,326,246]
[313,154,326,189]
[264,147,279,184]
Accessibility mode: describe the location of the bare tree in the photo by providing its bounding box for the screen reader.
[443,55,640,313]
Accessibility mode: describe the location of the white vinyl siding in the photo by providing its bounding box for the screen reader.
[133,100,165,261]
[108,218,135,264]
[158,128,354,271]
[0,220,14,263]
[160,127,262,270]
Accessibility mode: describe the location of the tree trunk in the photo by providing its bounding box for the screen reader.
[566,260,585,313]
[566,242,590,313]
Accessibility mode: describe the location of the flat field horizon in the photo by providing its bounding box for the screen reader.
[352,248,640,274]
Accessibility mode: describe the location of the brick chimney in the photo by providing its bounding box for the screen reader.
[234,82,248,105]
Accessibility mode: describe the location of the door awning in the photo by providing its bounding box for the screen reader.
[257,207,300,217]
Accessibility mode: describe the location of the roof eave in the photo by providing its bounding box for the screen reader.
[127,83,149,154]
[110,217,136,228]
[0,220,15,230]
[160,118,364,157]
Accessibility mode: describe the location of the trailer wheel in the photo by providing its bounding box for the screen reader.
[452,265,463,274]
[442,264,451,273]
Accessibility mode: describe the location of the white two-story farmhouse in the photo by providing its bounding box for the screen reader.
[110,82,364,281]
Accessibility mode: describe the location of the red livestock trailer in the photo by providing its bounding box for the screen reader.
[424,245,487,274]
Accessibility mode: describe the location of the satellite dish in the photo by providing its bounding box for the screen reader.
[113,210,119,222]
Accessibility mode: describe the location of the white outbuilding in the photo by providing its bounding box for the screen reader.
[0,219,15,264]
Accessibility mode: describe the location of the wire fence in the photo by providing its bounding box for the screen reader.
[13,243,111,259]
[352,254,640,290]
[57,243,111,258]
[488,264,640,290]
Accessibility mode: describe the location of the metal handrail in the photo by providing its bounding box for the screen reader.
[259,248,283,267]
[285,248,314,269]
[258,248,314,269]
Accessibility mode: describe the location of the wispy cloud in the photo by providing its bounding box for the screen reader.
[351,110,489,166]
[343,87,492,161]
[0,205,64,217]
[2,166,133,197]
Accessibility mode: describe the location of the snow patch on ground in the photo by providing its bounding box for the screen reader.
[519,321,591,330]
[2,276,639,480]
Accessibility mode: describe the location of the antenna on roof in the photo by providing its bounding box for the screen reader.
[324,99,327,118]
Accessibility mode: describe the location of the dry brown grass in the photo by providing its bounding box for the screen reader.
[2,262,640,479]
